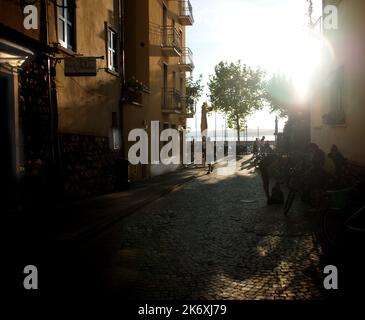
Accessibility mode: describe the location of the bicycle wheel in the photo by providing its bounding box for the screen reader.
[283,189,297,216]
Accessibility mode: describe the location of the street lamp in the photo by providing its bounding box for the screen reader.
[275,116,278,146]
[195,104,198,142]
[245,123,248,153]
[214,111,217,142]
[224,114,227,142]
[224,114,228,156]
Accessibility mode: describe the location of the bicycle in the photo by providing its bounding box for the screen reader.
[283,161,308,216]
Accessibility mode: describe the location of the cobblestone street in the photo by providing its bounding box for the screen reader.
[99,156,327,300]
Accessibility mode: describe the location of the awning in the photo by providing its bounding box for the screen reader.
[0,38,34,68]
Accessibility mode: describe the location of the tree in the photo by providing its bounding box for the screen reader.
[266,74,311,152]
[186,74,204,110]
[265,74,297,118]
[208,61,266,141]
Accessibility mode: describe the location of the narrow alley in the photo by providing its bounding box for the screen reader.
[43,157,327,300]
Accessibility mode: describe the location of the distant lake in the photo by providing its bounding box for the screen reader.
[187,129,279,142]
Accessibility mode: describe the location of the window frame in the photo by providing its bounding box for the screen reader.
[58,0,76,51]
[106,24,119,74]
[323,65,346,126]
[332,66,345,115]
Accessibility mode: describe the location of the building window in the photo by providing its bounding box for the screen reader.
[58,0,76,51]
[107,27,118,72]
[323,66,345,125]
[331,66,344,113]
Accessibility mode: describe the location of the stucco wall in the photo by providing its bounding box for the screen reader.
[0,0,40,41]
[47,0,123,197]
[47,0,122,139]
[311,0,365,165]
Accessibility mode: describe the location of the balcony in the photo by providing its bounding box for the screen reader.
[179,48,194,72]
[179,0,194,26]
[180,97,195,118]
[162,88,182,113]
[161,27,182,57]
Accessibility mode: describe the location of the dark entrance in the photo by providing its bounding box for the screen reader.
[0,72,16,211]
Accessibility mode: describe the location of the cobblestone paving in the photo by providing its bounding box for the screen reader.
[107,157,326,300]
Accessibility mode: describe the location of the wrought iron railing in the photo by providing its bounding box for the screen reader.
[161,26,182,53]
[179,48,194,70]
[162,88,182,111]
[181,97,195,116]
[179,0,194,24]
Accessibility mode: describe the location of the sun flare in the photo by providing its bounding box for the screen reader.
[272,30,324,101]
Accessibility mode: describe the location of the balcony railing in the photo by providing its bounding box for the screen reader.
[161,26,182,56]
[179,48,194,72]
[180,97,195,118]
[162,88,182,113]
[179,0,194,25]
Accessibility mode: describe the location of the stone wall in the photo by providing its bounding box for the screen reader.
[19,54,54,207]
[60,133,118,199]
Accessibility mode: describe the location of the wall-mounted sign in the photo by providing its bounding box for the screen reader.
[64,57,97,77]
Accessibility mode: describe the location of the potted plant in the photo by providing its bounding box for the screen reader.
[126,77,144,93]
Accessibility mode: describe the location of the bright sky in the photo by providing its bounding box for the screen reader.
[186,0,322,134]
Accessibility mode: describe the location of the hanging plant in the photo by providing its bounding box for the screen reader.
[126,77,144,93]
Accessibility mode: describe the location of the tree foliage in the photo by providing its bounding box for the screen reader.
[186,74,204,106]
[265,74,297,118]
[208,61,266,140]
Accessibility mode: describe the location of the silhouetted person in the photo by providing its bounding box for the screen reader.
[260,136,266,153]
[253,138,259,155]
[328,144,346,173]
[206,137,214,174]
[263,141,271,154]
[304,143,329,207]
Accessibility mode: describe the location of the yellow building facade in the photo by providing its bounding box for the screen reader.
[47,0,124,198]
[123,0,195,181]
[311,0,365,167]
[1,0,195,207]
[1,0,125,203]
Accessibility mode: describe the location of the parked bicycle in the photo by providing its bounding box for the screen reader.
[283,161,306,215]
